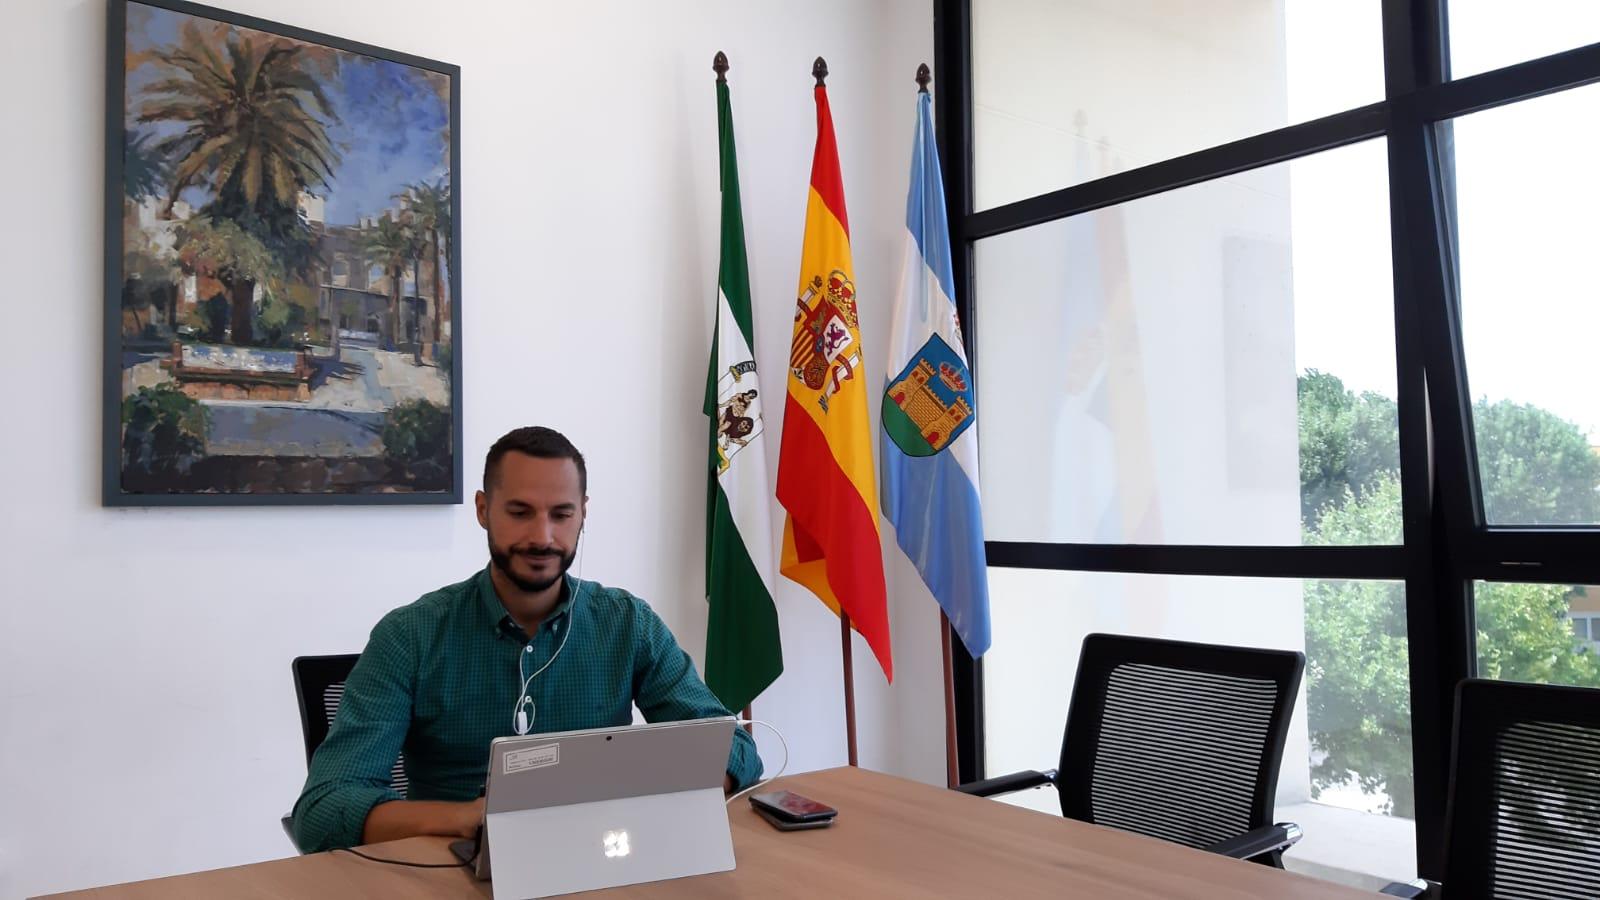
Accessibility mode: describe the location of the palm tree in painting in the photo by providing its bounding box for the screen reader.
[400,207,425,366]
[137,25,339,344]
[123,131,172,203]
[405,180,450,358]
[361,214,413,352]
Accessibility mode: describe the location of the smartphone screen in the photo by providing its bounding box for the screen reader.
[750,790,837,822]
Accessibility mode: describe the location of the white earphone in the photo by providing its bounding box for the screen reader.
[513,622,570,735]
[510,524,584,736]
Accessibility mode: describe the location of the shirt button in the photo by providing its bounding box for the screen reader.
[525,645,533,653]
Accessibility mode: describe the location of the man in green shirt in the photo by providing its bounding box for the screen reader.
[291,427,762,852]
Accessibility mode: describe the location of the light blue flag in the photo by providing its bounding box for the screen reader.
[879,88,991,658]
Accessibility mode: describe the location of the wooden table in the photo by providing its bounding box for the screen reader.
[40,766,1372,898]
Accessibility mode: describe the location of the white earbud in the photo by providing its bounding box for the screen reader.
[511,611,573,736]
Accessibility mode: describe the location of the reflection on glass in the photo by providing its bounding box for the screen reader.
[976,140,1397,546]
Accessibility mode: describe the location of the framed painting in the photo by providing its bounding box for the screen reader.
[104,0,461,505]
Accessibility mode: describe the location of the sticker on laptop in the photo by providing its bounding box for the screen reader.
[504,743,560,775]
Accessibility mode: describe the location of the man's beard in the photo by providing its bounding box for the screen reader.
[488,534,577,593]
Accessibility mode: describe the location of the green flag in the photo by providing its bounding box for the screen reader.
[704,60,782,712]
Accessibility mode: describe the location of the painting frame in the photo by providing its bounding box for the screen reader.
[103,0,463,507]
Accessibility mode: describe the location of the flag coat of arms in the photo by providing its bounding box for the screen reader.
[776,72,893,681]
[703,59,781,712]
[879,87,991,659]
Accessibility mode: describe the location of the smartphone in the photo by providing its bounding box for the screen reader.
[753,804,833,831]
[750,790,838,823]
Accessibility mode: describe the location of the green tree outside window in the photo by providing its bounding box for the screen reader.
[1299,373,1600,817]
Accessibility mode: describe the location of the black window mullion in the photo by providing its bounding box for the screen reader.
[1467,530,1600,583]
[964,103,1389,242]
[1410,40,1600,122]
[1384,0,1464,880]
[1384,121,1455,882]
[934,0,985,787]
[985,543,1406,582]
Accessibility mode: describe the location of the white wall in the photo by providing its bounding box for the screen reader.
[0,1,938,896]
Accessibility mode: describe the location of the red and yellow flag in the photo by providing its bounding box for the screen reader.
[776,71,892,682]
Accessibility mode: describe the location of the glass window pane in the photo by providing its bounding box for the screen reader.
[1448,0,1600,80]
[972,0,1384,210]
[1573,616,1591,641]
[1449,86,1600,525]
[1474,582,1600,687]
[977,140,1397,545]
[982,568,1415,888]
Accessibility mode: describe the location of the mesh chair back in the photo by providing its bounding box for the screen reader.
[291,654,409,797]
[1056,634,1304,853]
[1443,679,1600,900]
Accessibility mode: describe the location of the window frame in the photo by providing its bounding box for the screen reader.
[933,0,1600,878]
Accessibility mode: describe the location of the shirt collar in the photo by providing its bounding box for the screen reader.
[476,565,583,638]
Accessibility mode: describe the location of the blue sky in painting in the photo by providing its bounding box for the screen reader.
[124,2,449,226]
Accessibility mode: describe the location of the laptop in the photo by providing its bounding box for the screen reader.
[453,716,738,899]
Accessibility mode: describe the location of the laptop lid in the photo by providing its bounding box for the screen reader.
[481,716,737,899]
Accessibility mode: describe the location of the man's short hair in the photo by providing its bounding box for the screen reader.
[483,427,587,495]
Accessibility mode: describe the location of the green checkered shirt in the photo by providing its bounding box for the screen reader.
[290,567,762,852]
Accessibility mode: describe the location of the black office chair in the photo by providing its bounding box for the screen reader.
[958,633,1306,866]
[282,654,410,844]
[1382,678,1600,900]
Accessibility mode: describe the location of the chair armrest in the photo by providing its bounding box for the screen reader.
[954,769,1057,798]
[1379,879,1434,899]
[1201,822,1303,861]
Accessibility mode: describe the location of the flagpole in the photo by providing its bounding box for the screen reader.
[940,611,960,788]
[720,49,738,745]
[809,52,861,770]
[841,610,858,766]
[741,704,753,736]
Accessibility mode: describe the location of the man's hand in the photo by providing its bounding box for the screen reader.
[724,773,736,795]
[361,797,485,845]
[460,796,486,836]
